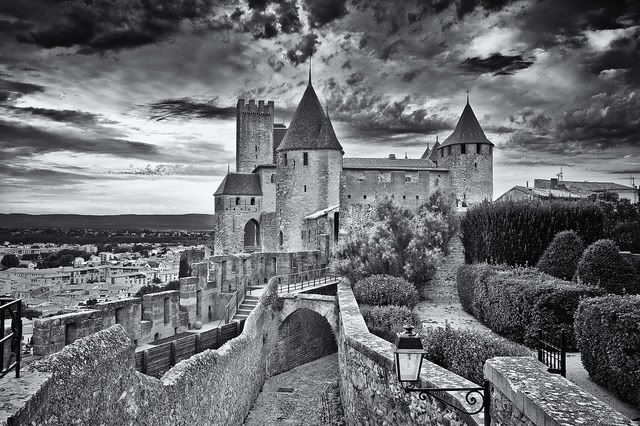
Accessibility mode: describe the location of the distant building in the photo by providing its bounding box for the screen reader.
[498,177,638,203]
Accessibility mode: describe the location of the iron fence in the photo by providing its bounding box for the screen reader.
[537,329,566,377]
[275,268,338,293]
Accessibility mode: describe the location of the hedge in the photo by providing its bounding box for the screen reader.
[574,239,640,294]
[536,230,584,281]
[360,304,422,343]
[456,264,603,350]
[460,201,604,266]
[353,274,418,308]
[574,295,640,407]
[421,324,531,385]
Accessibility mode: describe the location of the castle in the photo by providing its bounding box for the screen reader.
[213,73,493,257]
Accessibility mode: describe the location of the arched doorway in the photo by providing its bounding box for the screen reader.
[244,219,260,248]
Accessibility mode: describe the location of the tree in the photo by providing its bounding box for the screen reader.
[537,230,584,281]
[574,239,640,294]
[152,277,162,285]
[1,254,20,269]
[86,298,98,306]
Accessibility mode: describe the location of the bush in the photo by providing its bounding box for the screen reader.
[574,295,640,407]
[353,275,419,308]
[360,304,422,343]
[461,201,604,266]
[457,264,603,350]
[574,239,640,294]
[536,230,585,281]
[422,324,531,385]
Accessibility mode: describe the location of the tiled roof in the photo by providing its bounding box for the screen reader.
[213,173,262,196]
[428,141,440,162]
[440,102,493,148]
[512,186,585,199]
[276,82,342,152]
[535,179,634,192]
[273,123,287,151]
[343,157,443,171]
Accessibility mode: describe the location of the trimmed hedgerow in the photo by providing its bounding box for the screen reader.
[461,201,604,266]
[421,324,531,385]
[456,264,603,350]
[574,295,640,407]
[574,239,640,295]
[353,274,418,308]
[360,304,422,343]
[536,230,585,281]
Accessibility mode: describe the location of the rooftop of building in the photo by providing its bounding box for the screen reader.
[534,179,634,192]
[439,98,494,148]
[504,185,586,200]
[213,173,262,196]
[342,157,446,171]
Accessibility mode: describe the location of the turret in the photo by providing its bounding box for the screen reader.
[236,99,275,173]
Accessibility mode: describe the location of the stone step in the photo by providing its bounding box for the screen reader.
[241,299,258,305]
[236,308,254,315]
[233,313,249,320]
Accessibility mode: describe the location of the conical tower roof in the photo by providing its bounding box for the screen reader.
[428,140,440,161]
[276,81,342,152]
[440,101,493,148]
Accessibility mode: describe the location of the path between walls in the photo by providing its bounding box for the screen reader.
[414,235,640,422]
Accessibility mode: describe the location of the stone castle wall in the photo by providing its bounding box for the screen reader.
[437,143,492,205]
[236,99,274,173]
[213,194,262,255]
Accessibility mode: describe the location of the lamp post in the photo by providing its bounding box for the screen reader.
[393,325,491,426]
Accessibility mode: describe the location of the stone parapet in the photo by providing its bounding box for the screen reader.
[484,357,634,426]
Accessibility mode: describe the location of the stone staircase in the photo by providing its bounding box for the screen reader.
[232,294,260,322]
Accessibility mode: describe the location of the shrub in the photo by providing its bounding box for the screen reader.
[574,295,640,407]
[457,264,603,350]
[360,304,422,343]
[536,230,584,281]
[461,201,604,266]
[574,239,640,294]
[421,324,531,385]
[353,275,418,308]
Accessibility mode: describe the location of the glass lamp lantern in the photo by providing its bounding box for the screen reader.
[393,325,425,383]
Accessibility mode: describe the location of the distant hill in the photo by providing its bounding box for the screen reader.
[0,214,215,231]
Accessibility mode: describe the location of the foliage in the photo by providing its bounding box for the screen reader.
[164,280,180,291]
[359,304,422,343]
[334,197,452,286]
[574,239,640,294]
[135,280,180,297]
[152,277,162,284]
[422,324,531,385]
[456,264,603,350]
[353,275,418,308]
[422,190,459,253]
[85,298,98,306]
[1,254,20,269]
[588,192,640,253]
[37,249,91,269]
[536,230,585,281]
[574,295,640,407]
[460,201,604,266]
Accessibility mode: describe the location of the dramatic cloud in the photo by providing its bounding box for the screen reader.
[304,0,348,27]
[461,53,535,75]
[5,106,105,127]
[146,98,235,121]
[0,77,45,102]
[286,32,319,65]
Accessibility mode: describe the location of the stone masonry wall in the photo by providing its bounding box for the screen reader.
[336,281,482,426]
[236,99,274,173]
[437,143,492,205]
[213,195,262,256]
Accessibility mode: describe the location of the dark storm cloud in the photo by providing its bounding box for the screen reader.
[0,119,162,160]
[401,69,423,82]
[345,72,365,86]
[13,0,216,52]
[0,78,45,102]
[455,0,515,19]
[461,53,535,75]
[146,98,235,121]
[5,106,104,127]
[304,0,348,28]
[286,32,319,65]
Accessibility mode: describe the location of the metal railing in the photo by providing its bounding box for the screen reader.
[537,329,566,377]
[0,298,22,379]
[275,268,338,294]
[224,276,248,324]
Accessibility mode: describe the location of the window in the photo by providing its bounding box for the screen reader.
[363,195,367,199]
[474,162,477,169]
[440,149,444,158]
[303,152,308,165]
[461,144,466,154]
[347,194,351,199]
[196,290,202,316]
[476,144,482,154]
[304,185,307,192]
[405,175,411,183]
[402,195,406,200]
[255,146,258,152]
[270,174,275,183]
[235,197,240,205]
[284,153,288,166]
[278,231,284,247]
[416,195,420,200]
[164,297,170,324]
[447,146,451,156]
[250,197,255,205]
[490,146,493,155]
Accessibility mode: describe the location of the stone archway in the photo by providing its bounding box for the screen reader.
[267,307,337,377]
[244,219,260,248]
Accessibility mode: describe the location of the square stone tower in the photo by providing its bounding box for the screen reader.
[236,99,275,173]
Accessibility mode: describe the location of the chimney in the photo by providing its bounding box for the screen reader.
[550,178,558,189]
[388,154,396,160]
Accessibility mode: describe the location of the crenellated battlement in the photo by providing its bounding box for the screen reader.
[237,99,274,115]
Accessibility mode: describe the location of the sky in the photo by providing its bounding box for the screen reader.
[0,0,638,214]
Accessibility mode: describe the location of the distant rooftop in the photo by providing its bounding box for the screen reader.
[534,179,634,193]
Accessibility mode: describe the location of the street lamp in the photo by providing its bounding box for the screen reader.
[393,324,491,426]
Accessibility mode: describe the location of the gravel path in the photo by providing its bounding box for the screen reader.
[415,235,640,422]
[244,354,344,425]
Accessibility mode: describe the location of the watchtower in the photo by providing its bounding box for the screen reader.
[236,99,275,173]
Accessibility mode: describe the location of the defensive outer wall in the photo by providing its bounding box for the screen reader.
[2,281,633,425]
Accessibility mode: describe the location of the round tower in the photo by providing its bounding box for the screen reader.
[436,97,493,206]
[275,77,343,252]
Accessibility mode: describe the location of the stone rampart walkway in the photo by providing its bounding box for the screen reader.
[415,235,640,422]
[244,354,344,425]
